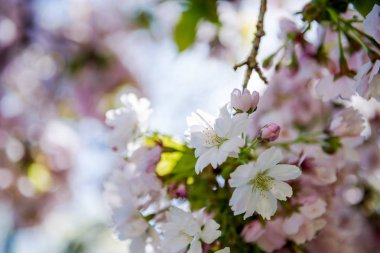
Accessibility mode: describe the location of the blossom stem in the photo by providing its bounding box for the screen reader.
[234,0,268,87]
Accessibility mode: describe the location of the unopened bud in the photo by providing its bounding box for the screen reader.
[259,123,281,141]
[231,88,259,113]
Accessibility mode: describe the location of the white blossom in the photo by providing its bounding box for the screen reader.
[187,105,248,174]
[161,207,221,253]
[229,147,301,220]
[104,161,164,252]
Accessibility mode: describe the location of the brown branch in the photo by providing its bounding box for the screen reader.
[234,0,268,88]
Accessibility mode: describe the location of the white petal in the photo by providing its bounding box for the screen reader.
[195,147,218,174]
[256,147,283,170]
[256,192,277,220]
[270,180,293,201]
[244,189,259,219]
[215,149,229,167]
[215,247,230,253]
[188,238,202,253]
[230,113,249,136]
[268,164,301,181]
[220,137,244,153]
[164,234,191,253]
[229,163,256,188]
[215,116,232,138]
[229,185,252,215]
[200,219,221,244]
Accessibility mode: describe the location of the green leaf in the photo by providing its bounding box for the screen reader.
[351,0,378,17]
[174,10,200,52]
[174,0,219,51]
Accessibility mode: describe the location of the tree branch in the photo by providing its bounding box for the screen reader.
[234,0,268,88]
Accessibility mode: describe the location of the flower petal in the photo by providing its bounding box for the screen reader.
[229,185,252,215]
[268,164,301,181]
[256,192,277,220]
[256,147,283,170]
[244,189,259,219]
[220,137,244,153]
[229,163,257,188]
[200,219,221,244]
[188,238,202,253]
[270,180,293,201]
[216,247,230,253]
[195,147,218,174]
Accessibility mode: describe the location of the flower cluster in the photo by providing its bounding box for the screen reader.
[103,3,380,253]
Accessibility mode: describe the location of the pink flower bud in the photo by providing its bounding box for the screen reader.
[260,123,281,141]
[231,88,259,113]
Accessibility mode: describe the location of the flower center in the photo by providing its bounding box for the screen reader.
[204,129,227,146]
[250,171,273,192]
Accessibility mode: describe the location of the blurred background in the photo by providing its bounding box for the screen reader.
[0,0,311,252]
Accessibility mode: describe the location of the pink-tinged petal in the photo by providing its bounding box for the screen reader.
[268,164,301,181]
[363,4,380,44]
[369,60,380,83]
[300,198,327,219]
[282,213,304,235]
[241,220,265,242]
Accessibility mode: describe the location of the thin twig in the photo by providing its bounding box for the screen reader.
[234,0,268,88]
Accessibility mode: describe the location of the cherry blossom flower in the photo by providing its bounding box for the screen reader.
[187,105,249,174]
[363,4,380,44]
[229,147,301,219]
[105,93,152,154]
[161,207,221,253]
[230,88,259,113]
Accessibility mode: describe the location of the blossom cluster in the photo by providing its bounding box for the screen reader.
[103,4,380,253]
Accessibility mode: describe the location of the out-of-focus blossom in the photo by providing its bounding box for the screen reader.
[315,75,356,101]
[242,219,286,253]
[259,123,281,141]
[363,4,380,44]
[187,105,248,174]
[330,108,365,137]
[130,145,162,173]
[161,207,221,253]
[230,88,259,113]
[105,93,152,154]
[278,18,298,40]
[229,147,301,219]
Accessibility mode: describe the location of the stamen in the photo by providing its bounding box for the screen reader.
[250,171,273,192]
